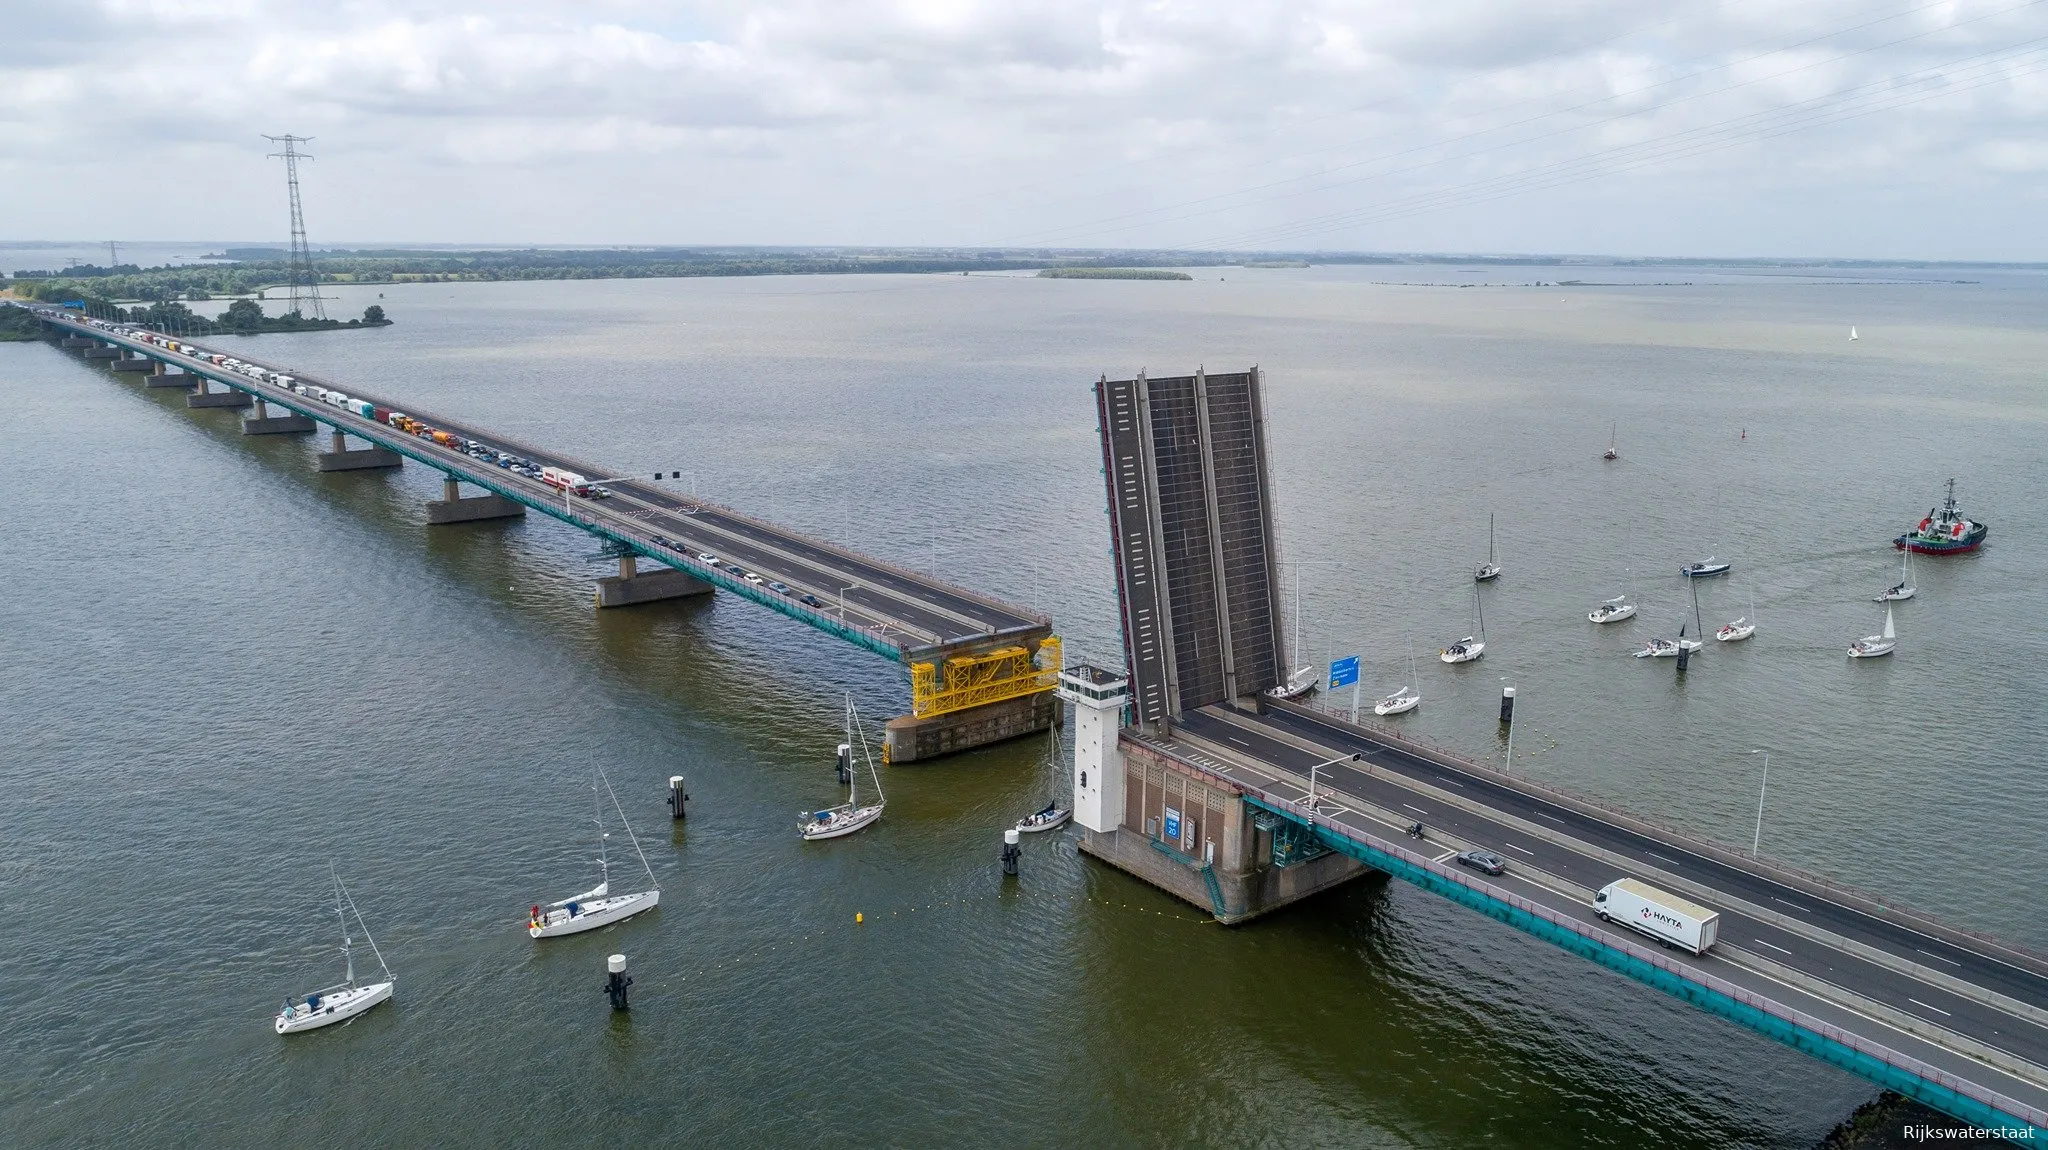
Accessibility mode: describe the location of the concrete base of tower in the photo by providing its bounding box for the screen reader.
[882,691,1060,764]
[1076,825,1373,925]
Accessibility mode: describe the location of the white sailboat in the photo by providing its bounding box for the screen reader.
[1475,514,1502,582]
[1876,549,1916,602]
[1603,421,1619,461]
[1267,562,1319,700]
[275,868,394,1035]
[1015,721,1071,833]
[1440,586,1486,664]
[1718,590,1756,642]
[800,695,885,840]
[1848,605,1897,658]
[1850,326,1860,341]
[1374,647,1421,716]
[528,768,661,938]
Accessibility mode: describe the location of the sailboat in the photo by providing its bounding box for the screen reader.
[1016,721,1071,834]
[1266,562,1319,700]
[1848,606,1897,658]
[528,768,661,938]
[1876,548,1916,602]
[275,868,394,1034]
[1717,590,1756,642]
[1603,422,1619,461]
[1374,646,1421,716]
[800,695,885,840]
[1850,326,1860,341]
[1475,514,1502,582]
[1440,586,1486,664]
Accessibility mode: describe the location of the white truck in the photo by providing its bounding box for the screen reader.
[1594,878,1720,955]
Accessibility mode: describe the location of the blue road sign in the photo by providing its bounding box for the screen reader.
[1163,806,1182,843]
[1328,656,1360,689]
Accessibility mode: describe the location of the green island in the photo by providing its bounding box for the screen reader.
[1035,267,1193,280]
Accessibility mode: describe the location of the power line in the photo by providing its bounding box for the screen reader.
[263,134,326,320]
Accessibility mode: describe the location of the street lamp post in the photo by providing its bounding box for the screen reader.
[1299,753,1366,811]
[1501,676,1516,775]
[1749,749,1770,856]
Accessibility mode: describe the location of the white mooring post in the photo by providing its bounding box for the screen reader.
[1057,664,1129,835]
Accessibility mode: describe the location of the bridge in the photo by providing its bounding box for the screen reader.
[1065,368,2048,1136]
[16,302,1059,762]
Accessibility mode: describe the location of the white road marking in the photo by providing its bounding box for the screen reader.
[1646,852,1677,865]
[1227,737,1252,747]
[1532,810,1565,822]
[1915,948,1962,968]
[1771,897,1810,914]
[1502,842,1536,856]
[1906,997,1952,1018]
[1438,778,1466,789]
[1752,938,1794,956]
[1402,804,1429,815]
[1433,850,1458,863]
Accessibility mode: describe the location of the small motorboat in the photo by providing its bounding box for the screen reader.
[1016,802,1071,834]
[1716,617,1755,642]
[276,869,394,1035]
[1589,596,1636,624]
[1681,558,1732,578]
[1374,686,1420,716]
[1848,606,1897,659]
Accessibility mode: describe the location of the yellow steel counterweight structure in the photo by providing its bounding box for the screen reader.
[908,637,1062,719]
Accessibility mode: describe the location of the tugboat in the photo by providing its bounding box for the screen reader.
[1896,479,1988,555]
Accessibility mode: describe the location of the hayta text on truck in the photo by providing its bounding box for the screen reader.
[1594,879,1721,955]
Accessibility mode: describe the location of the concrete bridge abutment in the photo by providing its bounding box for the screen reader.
[59,337,95,350]
[317,429,402,472]
[83,345,121,360]
[186,379,254,409]
[595,556,713,608]
[111,356,154,372]
[427,476,525,524]
[242,400,315,434]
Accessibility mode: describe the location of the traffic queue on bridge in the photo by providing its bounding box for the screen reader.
[69,311,624,498]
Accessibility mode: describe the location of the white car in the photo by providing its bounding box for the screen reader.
[696,553,720,567]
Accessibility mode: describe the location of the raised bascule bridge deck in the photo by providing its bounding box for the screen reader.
[21,304,1058,761]
[1066,365,2048,1137]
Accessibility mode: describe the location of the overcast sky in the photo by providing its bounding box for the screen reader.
[6,0,2046,258]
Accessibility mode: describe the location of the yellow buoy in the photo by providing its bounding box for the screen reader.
[855,912,864,924]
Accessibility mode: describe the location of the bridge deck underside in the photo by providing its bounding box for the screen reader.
[1142,707,2048,1133]
[34,312,1047,662]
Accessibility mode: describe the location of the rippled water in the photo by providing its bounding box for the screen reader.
[4,264,2043,1147]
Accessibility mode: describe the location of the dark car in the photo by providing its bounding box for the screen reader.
[799,593,823,608]
[1455,850,1506,876]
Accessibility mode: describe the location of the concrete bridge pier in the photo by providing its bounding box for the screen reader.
[59,336,96,350]
[242,397,315,435]
[111,355,154,372]
[317,428,402,472]
[187,378,254,409]
[426,475,525,525]
[83,344,121,360]
[883,693,1060,765]
[146,370,200,388]
[595,554,712,608]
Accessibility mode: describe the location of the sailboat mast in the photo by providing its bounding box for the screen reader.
[593,773,610,885]
[1475,584,1486,640]
[1293,562,1303,667]
[1487,514,1496,565]
[334,869,353,987]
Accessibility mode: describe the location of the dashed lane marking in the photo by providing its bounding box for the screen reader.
[1502,842,1536,856]
[1753,938,1794,956]
[1915,948,1963,968]
[1532,810,1566,822]
[1433,850,1458,863]
[1907,997,1953,1018]
[1402,804,1429,815]
[1772,897,1811,914]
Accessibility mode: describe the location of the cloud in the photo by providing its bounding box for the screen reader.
[3,0,2046,257]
